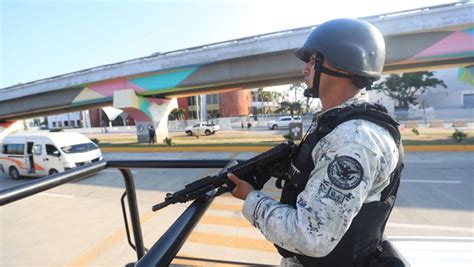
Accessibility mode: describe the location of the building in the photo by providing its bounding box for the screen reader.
[415,67,474,109]
[47,112,82,129]
[177,89,252,120]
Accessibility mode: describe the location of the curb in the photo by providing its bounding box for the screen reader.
[101,145,474,153]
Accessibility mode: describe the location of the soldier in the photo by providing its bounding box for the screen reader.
[228,18,404,266]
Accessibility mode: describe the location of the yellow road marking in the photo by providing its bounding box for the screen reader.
[171,256,251,267]
[209,203,243,212]
[67,230,126,266]
[68,154,244,266]
[171,258,207,266]
[200,215,252,228]
[188,232,277,252]
[67,210,158,266]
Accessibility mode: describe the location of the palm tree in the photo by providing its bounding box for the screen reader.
[275,101,302,117]
[261,91,273,114]
[169,108,185,120]
[289,83,305,102]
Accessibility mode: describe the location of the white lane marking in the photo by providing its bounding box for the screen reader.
[404,159,444,163]
[402,179,462,184]
[101,170,137,173]
[387,223,474,233]
[388,236,474,242]
[38,192,75,198]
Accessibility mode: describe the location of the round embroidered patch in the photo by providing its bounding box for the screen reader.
[327,156,364,190]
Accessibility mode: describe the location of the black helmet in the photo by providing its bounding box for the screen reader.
[295,18,385,97]
[295,18,385,79]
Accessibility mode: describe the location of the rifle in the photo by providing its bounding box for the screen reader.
[152,141,296,211]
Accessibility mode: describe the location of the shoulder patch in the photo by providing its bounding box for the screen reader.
[327,156,364,190]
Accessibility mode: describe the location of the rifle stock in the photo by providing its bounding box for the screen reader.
[152,141,295,211]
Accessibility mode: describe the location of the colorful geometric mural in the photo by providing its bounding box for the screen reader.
[72,67,200,106]
[414,28,474,60]
[60,25,474,120]
[128,67,198,91]
[457,65,474,85]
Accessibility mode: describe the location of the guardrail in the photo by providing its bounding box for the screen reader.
[0,159,233,266]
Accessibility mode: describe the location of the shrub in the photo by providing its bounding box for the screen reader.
[452,128,467,143]
[283,133,294,141]
[163,137,174,146]
[411,128,419,135]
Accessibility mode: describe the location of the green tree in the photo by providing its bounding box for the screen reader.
[256,88,276,114]
[260,91,273,114]
[374,71,446,109]
[289,83,305,102]
[275,101,302,117]
[168,108,185,120]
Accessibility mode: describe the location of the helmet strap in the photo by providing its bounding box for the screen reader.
[303,53,324,98]
[303,53,357,98]
[321,67,352,79]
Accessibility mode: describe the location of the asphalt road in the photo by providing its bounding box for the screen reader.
[1,151,472,266]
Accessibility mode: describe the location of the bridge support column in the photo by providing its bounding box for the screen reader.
[113,89,177,143]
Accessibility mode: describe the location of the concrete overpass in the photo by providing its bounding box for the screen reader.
[1,2,473,141]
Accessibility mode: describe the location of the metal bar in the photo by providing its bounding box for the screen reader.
[107,160,235,169]
[119,168,146,260]
[120,191,136,251]
[0,161,107,206]
[135,193,215,267]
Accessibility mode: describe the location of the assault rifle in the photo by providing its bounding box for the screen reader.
[152,141,296,211]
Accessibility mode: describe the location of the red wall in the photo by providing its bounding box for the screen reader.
[219,90,251,117]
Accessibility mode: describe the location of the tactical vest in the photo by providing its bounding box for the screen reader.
[276,103,404,267]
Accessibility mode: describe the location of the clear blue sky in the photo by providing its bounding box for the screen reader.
[0,0,453,88]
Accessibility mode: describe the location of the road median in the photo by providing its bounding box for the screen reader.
[100,144,474,153]
[95,129,474,153]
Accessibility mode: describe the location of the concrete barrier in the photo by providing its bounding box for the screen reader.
[429,120,444,128]
[452,120,468,127]
[404,121,419,128]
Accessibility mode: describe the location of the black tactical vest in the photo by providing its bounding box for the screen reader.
[277,103,404,267]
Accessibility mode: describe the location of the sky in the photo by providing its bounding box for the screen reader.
[0,0,456,89]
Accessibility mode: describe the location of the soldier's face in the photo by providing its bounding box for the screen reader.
[303,54,317,88]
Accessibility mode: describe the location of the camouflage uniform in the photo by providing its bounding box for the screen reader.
[242,91,399,264]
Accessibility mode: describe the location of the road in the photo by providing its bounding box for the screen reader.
[1,151,472,266]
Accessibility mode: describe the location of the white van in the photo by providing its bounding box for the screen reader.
[0,132,102,179]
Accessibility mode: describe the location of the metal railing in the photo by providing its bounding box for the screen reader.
[0,159,233,266]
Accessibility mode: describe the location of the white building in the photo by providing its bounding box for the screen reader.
[416,67,474,109]
[47,112,82,129]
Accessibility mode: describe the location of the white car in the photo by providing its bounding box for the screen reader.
[267,116,302,130]
[185,122,220,136]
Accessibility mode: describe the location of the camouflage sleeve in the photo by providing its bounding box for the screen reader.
[242,139,381,257]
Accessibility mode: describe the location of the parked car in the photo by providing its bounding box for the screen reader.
[267,116,302,130]
[185,122,220,136]
[0,132,102,179]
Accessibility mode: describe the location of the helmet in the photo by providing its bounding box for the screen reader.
[295,18,385,80]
